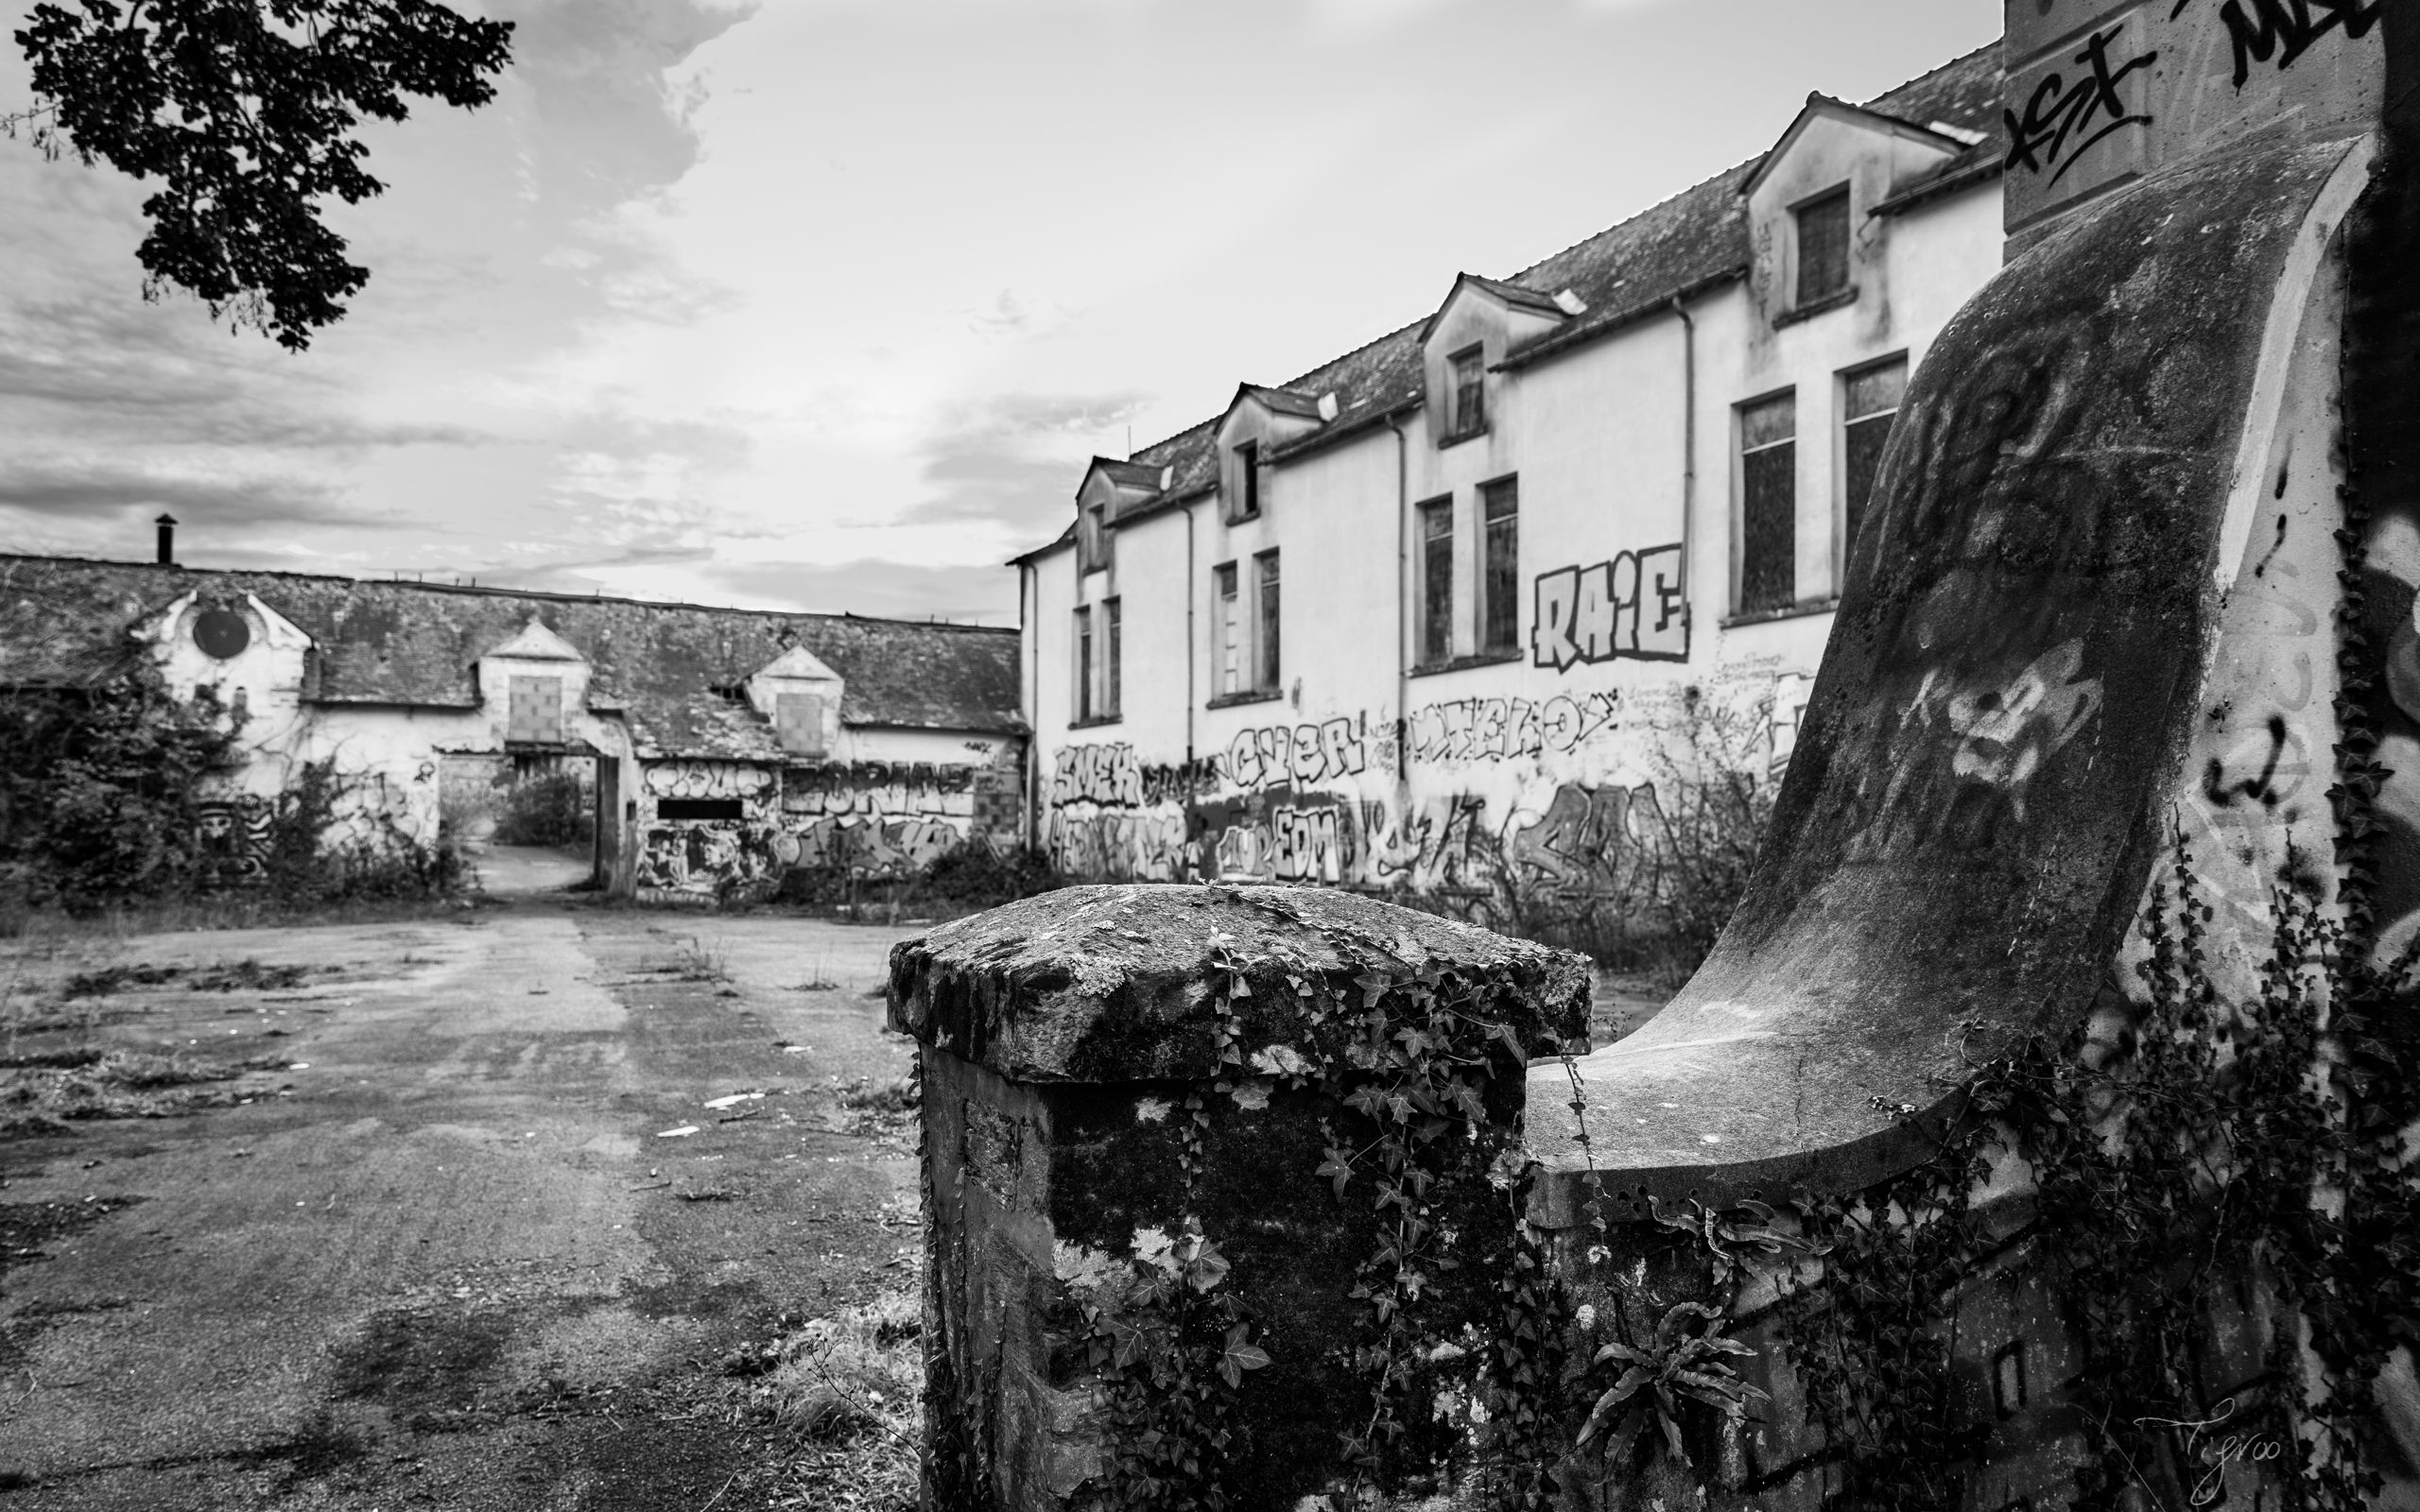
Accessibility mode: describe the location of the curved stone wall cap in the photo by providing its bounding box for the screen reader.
[887,883,1590,1084]
[1524,129,2376,1213]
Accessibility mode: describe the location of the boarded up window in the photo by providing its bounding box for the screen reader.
[1795,186,1852,305]
[1480,477,1518,655]
[775,691,826,756]
[1740,393,1796,614]
[507,675,563,743]
[1420,497,1453,664]
[1841,358,1906,557]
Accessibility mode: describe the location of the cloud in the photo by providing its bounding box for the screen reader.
[0,290,501,452]
[700,558,1021,626]
[0,457,381,531]
[495,0,762,214]
[905,390,1150,531]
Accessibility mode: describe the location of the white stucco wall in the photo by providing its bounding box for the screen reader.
[1027,163,2003,907]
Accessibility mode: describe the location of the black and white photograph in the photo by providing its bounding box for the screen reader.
[2,1,2417,1507]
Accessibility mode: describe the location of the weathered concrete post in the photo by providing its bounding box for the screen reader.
[888,883,1588,1510]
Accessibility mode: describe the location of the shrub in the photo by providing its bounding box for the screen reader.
[492,771,593,849]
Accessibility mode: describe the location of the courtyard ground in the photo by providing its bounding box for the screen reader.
[0,897,925,1511]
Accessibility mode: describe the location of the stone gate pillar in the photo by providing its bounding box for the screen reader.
[888,884,1588,1510]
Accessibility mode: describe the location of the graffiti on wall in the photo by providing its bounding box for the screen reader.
[2172,0,2381,89]
[784,761,977,816]
[2004,25,2157,190]
[1408,693,1620,765]
[645,761,774,800]
[636,755,1004,901]
[1531,544,1686,670]
[1050,745,1222,810]
[196,798,274,885]
[1504,782,1665,897]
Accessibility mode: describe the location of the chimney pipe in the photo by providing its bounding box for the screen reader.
[155,513,177,566]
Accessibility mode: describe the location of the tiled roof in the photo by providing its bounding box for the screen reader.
[1040,41,2001,551]
[1241,384,1327,420]
[0,556,1025,754]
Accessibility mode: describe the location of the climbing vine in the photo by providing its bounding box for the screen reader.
[1776,829,2420,1511]
[1065,904,1585,1511]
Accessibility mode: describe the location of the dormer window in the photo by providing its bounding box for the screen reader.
[1235,439,1261,521]
[1795,185,1852,306]
[1448,347,1486,438]
[1079,500,1111,575]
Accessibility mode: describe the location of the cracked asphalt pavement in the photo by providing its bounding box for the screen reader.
[0,900,924,1510]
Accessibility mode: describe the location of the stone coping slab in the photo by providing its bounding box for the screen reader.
[888,883,1590,1084]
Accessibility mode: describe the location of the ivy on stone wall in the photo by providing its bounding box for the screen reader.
[1063,915,1582,1512]
[1776,832,2420,1511]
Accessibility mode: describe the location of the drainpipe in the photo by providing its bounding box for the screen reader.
[1385,412,1411,811]
[1022,560,1038,850]
[1669,295,1697,621]
[1184,497,1198,767]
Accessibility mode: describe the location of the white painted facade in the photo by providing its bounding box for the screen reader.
[1018,64,2008,910]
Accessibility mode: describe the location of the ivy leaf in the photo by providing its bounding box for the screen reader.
[1317,1146,1355,1200]
[1218,1325,1270,1388]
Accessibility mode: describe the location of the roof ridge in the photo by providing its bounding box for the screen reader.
[1096,36,2003,491]
[1861,39,2002,112]
[0,553,1019,636]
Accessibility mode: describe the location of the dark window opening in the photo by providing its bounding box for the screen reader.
[1080,502,1110,574]
[1255,552,1280,691]
[1420,497,1454,663]
[709,682,748,705]
[1795,186,1852,306]
[659,798,742,821]
[1448,347,1486,438]
[1215,562,1240,696]
[1076,606,1095,722]
[1740,392,1797,614]
[1235,439,1260,520]
[1480,477,1518,655]
[1104,597,1123,716]
[1841,358,1907,556]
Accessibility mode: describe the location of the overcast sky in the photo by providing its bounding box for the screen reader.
[0,0,2000,625]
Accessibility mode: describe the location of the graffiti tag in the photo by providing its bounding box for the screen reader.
[2170,0,2381,89]
[2003,25,2157,188]
[1531,544,1687,670]
[1409,693,1619,765]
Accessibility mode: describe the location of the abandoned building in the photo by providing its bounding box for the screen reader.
[1014,43,2006,903]
[0,549,1026,902]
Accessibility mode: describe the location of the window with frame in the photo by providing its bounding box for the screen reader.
[1841,358,1906,556]
[1795,185,1852,306]
[1079,501,1110,574]
[1448,347,1486,438]
[1233,439,1260,521]
[1479,477,1518,656]
[1419,497,1454,665]
[1739,392,1797,615]
[1075,606,1094,722]
[1254,552,1280,692]
[1215,562,1240,696]
[1103,597,1122,717]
